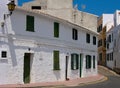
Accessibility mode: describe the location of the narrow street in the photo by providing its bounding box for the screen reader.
[63,66,120,88]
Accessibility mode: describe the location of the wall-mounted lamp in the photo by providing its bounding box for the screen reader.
[7,0,16,15]
[4,0,16,20]
[28,48,31,51]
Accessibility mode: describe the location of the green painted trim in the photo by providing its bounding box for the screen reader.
[26,15,35,32]
[79,54,82,77]
[53,50,60,70]
[54,22,59,38]
[24,53,31,83]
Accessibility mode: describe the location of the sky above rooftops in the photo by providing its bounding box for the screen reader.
[18,0,120,16]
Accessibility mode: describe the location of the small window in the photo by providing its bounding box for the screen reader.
[1,51,7,58]
[86,33,90,43]
[54,22,59,38]
[72,28,78,40]
[32,6,41,10]
[93,36,96,45]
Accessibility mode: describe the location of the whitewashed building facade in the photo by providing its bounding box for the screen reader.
[106,10,120,70]
[0,0,98,84]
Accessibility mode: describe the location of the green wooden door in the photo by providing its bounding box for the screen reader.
[79,54,82,77]
[24,53,31,83]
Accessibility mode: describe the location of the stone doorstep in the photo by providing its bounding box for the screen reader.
[0,74,105,88]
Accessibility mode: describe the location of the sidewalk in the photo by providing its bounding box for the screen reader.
[0,74,106,88]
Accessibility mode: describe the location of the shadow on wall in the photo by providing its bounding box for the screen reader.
[8,37,17,67]
[53,71,61,80]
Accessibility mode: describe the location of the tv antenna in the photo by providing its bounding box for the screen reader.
[73,4,78,23]
[81,4,86,22]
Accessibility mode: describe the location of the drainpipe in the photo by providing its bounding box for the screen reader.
[65,53,69,81]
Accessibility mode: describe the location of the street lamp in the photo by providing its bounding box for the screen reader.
[3,0,16,20]
[7,0,16,15]
[2,0,16,28]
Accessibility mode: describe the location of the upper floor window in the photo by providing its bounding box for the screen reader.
[54,22,59,38]
[93,36,96,45]
[97,24,102,33]
[26,15,34,32]
[86,33,90,43]
[108,35,111,43]
[32,6,41,10]
[72,28,78,40]
[98,39,102,47]
[104,39,106,47]
[107,53,109,61]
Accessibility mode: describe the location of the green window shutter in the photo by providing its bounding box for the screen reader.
[89,56,91,68]
[71,54,74,70]
[53,50,60,70]
[86,56,88,69]
[86,55,91,69]
[26,15,34,32]
[71,54,79,70]
[93,56,95,69]
[54,22,59,38]
[76,54,79,69]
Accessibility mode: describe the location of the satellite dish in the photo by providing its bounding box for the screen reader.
[74,4,78,10]
[81,4,86,10]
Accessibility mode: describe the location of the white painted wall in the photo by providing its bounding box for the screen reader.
[22,0,98,33]
[0,8,98,84]
[112,25,120,69]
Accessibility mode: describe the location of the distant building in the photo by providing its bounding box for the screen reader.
[97,14,114,66]
[0,0,98,84]
[106,10,120,70]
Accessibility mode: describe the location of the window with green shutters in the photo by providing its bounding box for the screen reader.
[53,50,60,70]
[26,15,34,32]
[93,56,95,69]
[86,55,91,69]
[71,54,79,70]
[54,22,59,38]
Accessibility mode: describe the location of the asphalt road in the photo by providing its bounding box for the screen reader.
[68,76,120,88]
[63,66,120,88]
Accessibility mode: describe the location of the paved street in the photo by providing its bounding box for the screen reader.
[63,66,120,88]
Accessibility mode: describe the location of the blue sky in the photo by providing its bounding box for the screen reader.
[18,0,120,16]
